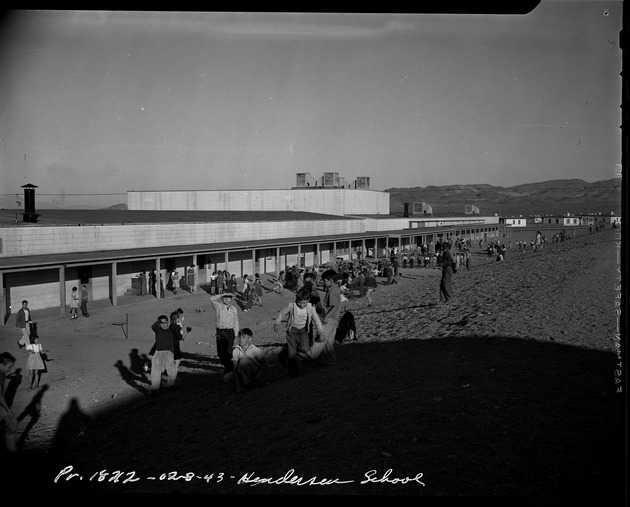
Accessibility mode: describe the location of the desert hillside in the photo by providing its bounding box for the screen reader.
[386,178,621,217]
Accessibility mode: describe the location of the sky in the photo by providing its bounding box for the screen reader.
[0,2,623,207]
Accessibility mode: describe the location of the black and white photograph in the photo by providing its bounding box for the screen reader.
[0,4,625,503]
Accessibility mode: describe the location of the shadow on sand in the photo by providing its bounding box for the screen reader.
[8,335,625,504]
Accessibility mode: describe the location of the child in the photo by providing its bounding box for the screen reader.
[169,310,188,371]
[242,274,251,298]
[253,273,263,306]
[226,273,237,294]
[273,271,285,294]
[25,336,46,389]
[274,288,324,378]
[365,270,377,306]
[210,271,218,295]
[171,270,179,295]
[225,328,267,393]
[216,270,225,294]
[242,275,253,312]
[69,287,79,319]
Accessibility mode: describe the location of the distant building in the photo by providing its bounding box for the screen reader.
[412,202,433,215]
[541,216,582,227]
[501,217,526,227]
[464,204,480,215]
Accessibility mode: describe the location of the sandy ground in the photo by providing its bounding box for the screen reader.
[1,227,625,504]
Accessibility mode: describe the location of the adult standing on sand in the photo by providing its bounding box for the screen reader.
[80,284,89,317]
[15,300,33,349]
[187,265,196,293]
[439,242,455,304]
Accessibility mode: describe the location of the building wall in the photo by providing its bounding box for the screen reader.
[362,216,499,232]
[4,269,60,313]
[0,219,366,258]
[127,189,390,216]
[505,219,526,227]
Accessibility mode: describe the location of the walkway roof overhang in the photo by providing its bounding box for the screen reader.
[0,230,395,272]
[0,224,490,272]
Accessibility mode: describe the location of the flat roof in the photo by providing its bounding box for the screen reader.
[0,209,357,227]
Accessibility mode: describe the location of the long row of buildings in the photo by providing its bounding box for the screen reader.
[0,175,509,321]
[502,214,621,228]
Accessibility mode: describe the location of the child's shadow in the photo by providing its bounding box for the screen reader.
[17,384,50,448]
[129,348,149,375]
[5,368,23,407]
[114,360,150,394]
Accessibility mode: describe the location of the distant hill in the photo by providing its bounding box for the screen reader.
[104,203,128,210]
[386,178,622,217]
[0,196,128,211]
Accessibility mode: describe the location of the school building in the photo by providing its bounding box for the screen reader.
[1,179,504,322]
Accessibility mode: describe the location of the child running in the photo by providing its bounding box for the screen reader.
[274,288,324,378]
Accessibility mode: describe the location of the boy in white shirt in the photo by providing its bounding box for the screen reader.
[274,288,324,378]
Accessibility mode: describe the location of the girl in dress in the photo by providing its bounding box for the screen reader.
[25,336,46,389]
[69,286,79,319]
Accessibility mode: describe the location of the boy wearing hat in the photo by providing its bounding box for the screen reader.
[210,292,239,374]
[149,315,178,392]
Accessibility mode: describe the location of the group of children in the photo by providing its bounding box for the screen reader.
[221,268,341,392]
[1,331,47,453]
[241,273,264,311]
